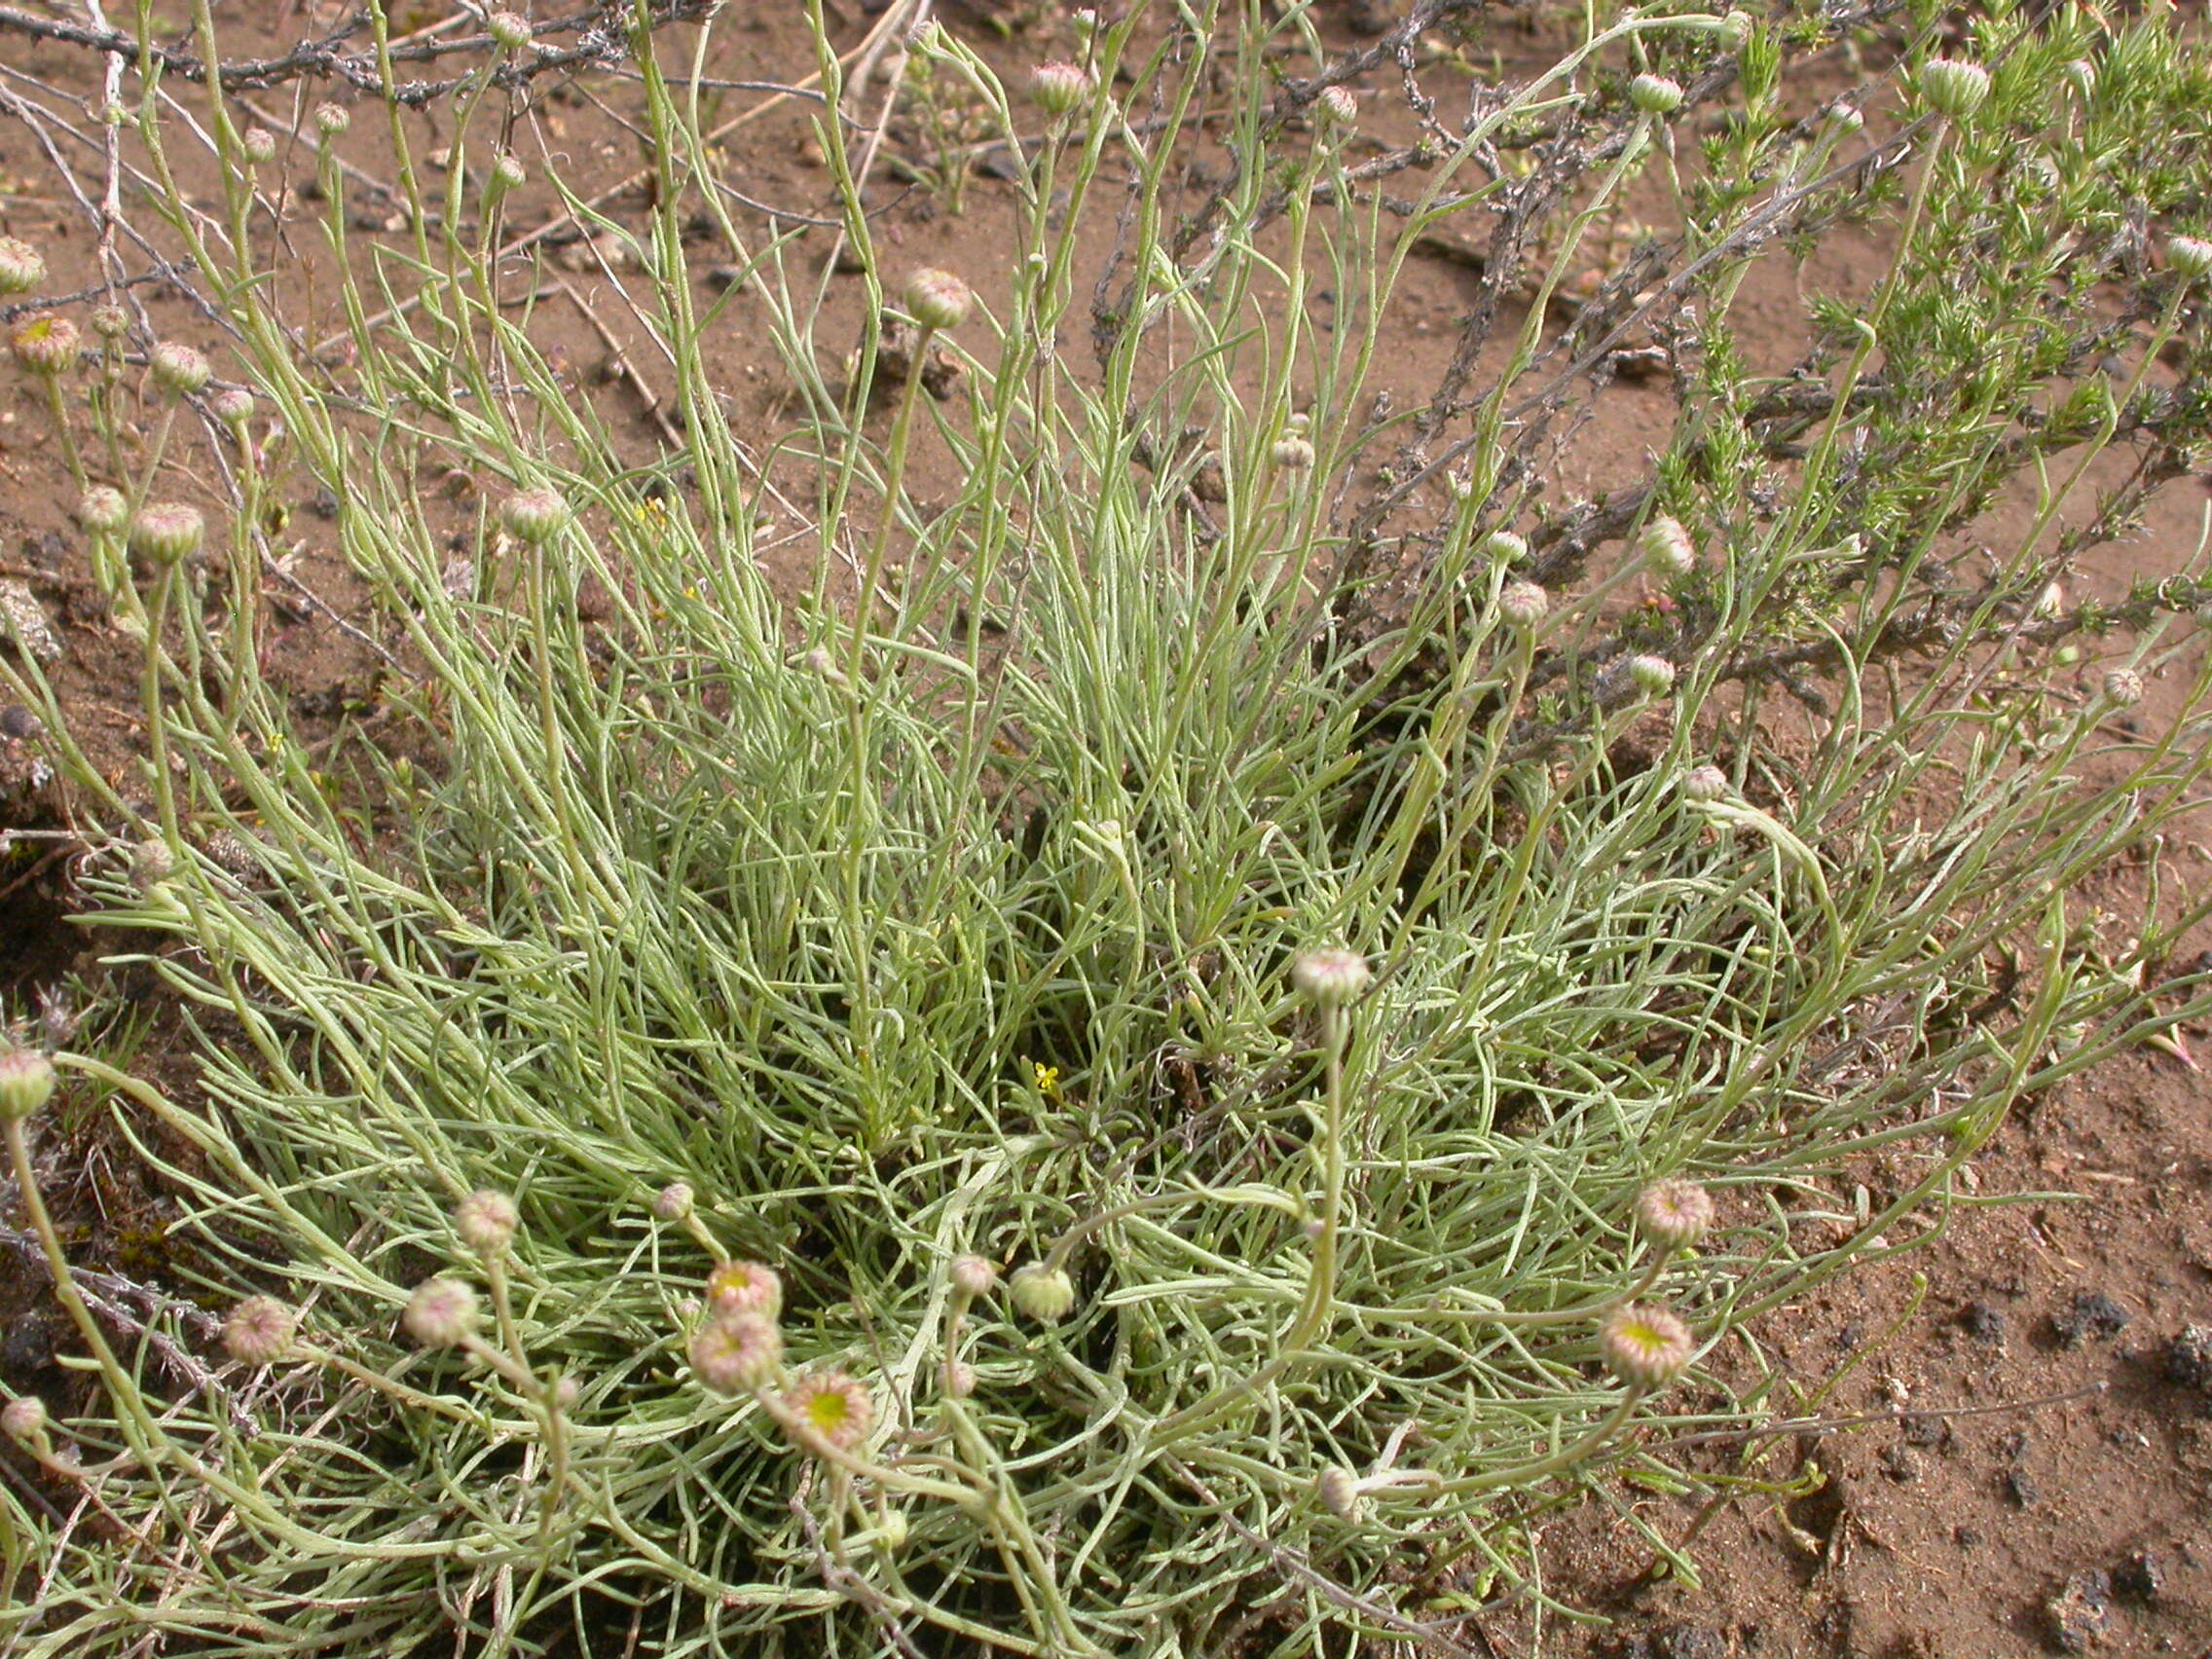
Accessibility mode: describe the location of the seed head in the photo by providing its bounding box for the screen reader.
[1009,1262,1077,1324]
[689,1311,783,1395]
[706,1259,783,1321]
[1629,74,1683,115]
[1291,945,1371,1009]
[652,1181,694,1222]
[129,503,205,566]
[1680,764,1730,803]
[783,1370,875,1452]
[950,1254,998,1299]
[1641,514,1696,577]
[0,237,46,296]
[1317,86,1358,126]
[0,1045,56,1123]
[498,486,569,545]
[1627,653,1677,698]
[209,387,255,426]
[1918,57,1992,123]
[313,102,350,137]
[454,1189,520,1257]
[1,1395,47,1441]
[1028,60,1092,117]
[402,1276,481,1348]
[1316,1464,1365,1520]
[241,129,277,165]
[1481,530,1528,565]
[903,267,973,333]
[78,486,129,535]
[2101,667,2144,707]
[2167,236,2212,282]
[149,342,211,397]
[1272,435,1316,471]
[487,11,533,51]
[1600,1303,1695,1391]
[10,313,80,377]
[1499,579,1549,631]
[223,1296,297,1367]
[1636,1178,1715,1251]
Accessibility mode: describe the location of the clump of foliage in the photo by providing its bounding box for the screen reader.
[2,0,2211,1653]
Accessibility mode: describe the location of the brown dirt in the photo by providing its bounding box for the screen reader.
[1,4,2208,1654]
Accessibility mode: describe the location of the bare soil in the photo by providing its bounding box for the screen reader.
[1,3,2207,1654]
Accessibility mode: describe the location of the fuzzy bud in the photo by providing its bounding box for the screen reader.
[1627,653,1677,698]
[1680,764,1730,803]
[0,1045,56,1123]
[950,1255,998,1299]
[1600,1303,1695,1390]
[223,1296,297,1367]
[1290,945,1371,1009]
[2166,235,2212,282]
[313,102,350,138]
[1317,86,1358,126]
[1009,1262,1077,1324]
[1628,74,1683,115]
[706,1259,783,1321]
[652,1181,694,1222]
[129,836,176,891]
[1640,514,1696,577]
[90,305,129,341]
[10,313,80,378]
[1028,61,1092,117]
[487,11,532,51]
[1636,1177,1715,1251]
[1918,57,1992,123]
[488,153,527,195]
[1498,579,1549,631]
[78,486,129,535]
[498,486,569,545]
[402,1276,481,1348]
[0,237,45,296]
[149,342,211,397]
[241,129,277,165]
[454,1189,519,1257]
[1,1395,47,1441]
[903,268,973,333]
[1316,1464,1365,1521]
[1481,530,1528,565]
[129,503,205,566]
[690,1311,783,1395]
[2100,667,2144,707]
[209,387,255,426]
[1272,435,1316,471]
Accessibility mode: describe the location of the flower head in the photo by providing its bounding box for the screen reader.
[129,837,176,891]
[223,1296,297,1367]
[1626,653,1677,698]
[1272,435,1316,471]
[690,1311,783,1395]
[10,313,80,377]
[454,1189,519,1257]
[1290,946,1371,1009]
[90,305,129,341]
[1681,764,1730,804]
[1028,61,1093,117]
[652,1181,694,1222]
[1641,514,1696,577]
[78,486,129,536]
[241,129,277,165]
[1,1395,47,1441]
[1317,86,1358,126]
[0,1045,55,1123]
[2101,667,2144,708]
[706,1259,783,1321]
[129,503,205,566]
[1481,530,1528,564]
[1009,1262,1077,1324]
[210,387,255,426]
[498,486,569,546]
[314,102,350,137]
[783,1369,875,1452]
[1600,1303,1695,1391]
[1918,57,1992,123]
[402,1276,481,1348]
[902,268,973,333]
[0,237,45,297]
[1498,579,1548,631]
[950,1254,998,1299]
[487,11,532,51]
[2168,235,2212,282]
[1636,1178,1715,1252]
[149,342,211,398]
[489,153,527,195]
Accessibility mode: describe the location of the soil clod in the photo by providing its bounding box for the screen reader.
[2042,1569,2113,1653]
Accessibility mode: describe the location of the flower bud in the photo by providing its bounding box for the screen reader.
[690,1311,783,1394]
[129,503,205,566]
[90,305,129,341]
[1635,1177,1714,1251]
[454,1189,519,1257]
[1480,530,1528,564]
[1640,514,1696,577]
[498,485,569,545]
[2100,667,2144,707]
[1499,579,1548,631]
[1918,57,1991,123]
[1827,100,1864,133]
[402,1276,481,1347]
[2167,235,2212,282]
[487,11,532,51]
[652,1181,694,1222]
[223,1295,297,1366]
[241,129,276,164]
[1317,86,1358,126]
[1714,12,1751,52]
[150,342,211,397]
[0,237,45,296]
[942,1358,977,1397]
[1290,945,1371,1009]
[1028,61,1092,117]
[1009,1262,1077,1324]
[1316,1464,1365,1520]
[209,387,255,426]
[903,267,973,332]
[129,837,176,891]
[1272,435,1315,471]
[1600,1303,1695,1390]
[488,153,527,195]
[1629,74,1683,115]
[314,102,350,138]
[1627,653,1677,698]
[1,1395,47,1441]
[79,486,129,535]
[950,1255,998,1299]
[706,1259,783,1320]
[10,313,80,377]
[0,1045,57,1122]
[1680,764,1729,803]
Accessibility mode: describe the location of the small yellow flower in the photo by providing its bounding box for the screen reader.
[1032,1062,1061,1100]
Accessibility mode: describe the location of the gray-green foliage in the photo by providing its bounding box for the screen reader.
[4,0,2212,1654]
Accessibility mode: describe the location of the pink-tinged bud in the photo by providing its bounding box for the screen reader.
[2100,667,2144,707]
[313,102,350,138]
[241,129,276,165]
[1636,1178,1714,1251]
[1028,60,1092,117]
[1681,764,1729,803]
[90,305,129,341]
[10,313,80,377]
[209,387,255,426]
[149,341,211,397]
[942,1358,977,1397]
[690,1311,782,1395]
[1641,514,1696,576]
[1290,945,1371,1009]
[1009,1262,1076,1324]
[129,503,205,566]
[1317,86,1357,126]
[498,486,569,545]
[782,1369,874,1452]
[0,237,46,296]
[78,486,129,535]
[402,1276,481,1347]
[0,1395,47,1441]
[950,1255,998,1298]
[652,1181,693,1222]
[1600,1303,1695,1390]
[902,268,972,332]
[1498,580,1548,631]
[223,1296,297,1366]
[454,1189,519,1257]
[0,1045,56,1122]
[706,1259,783,1320]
